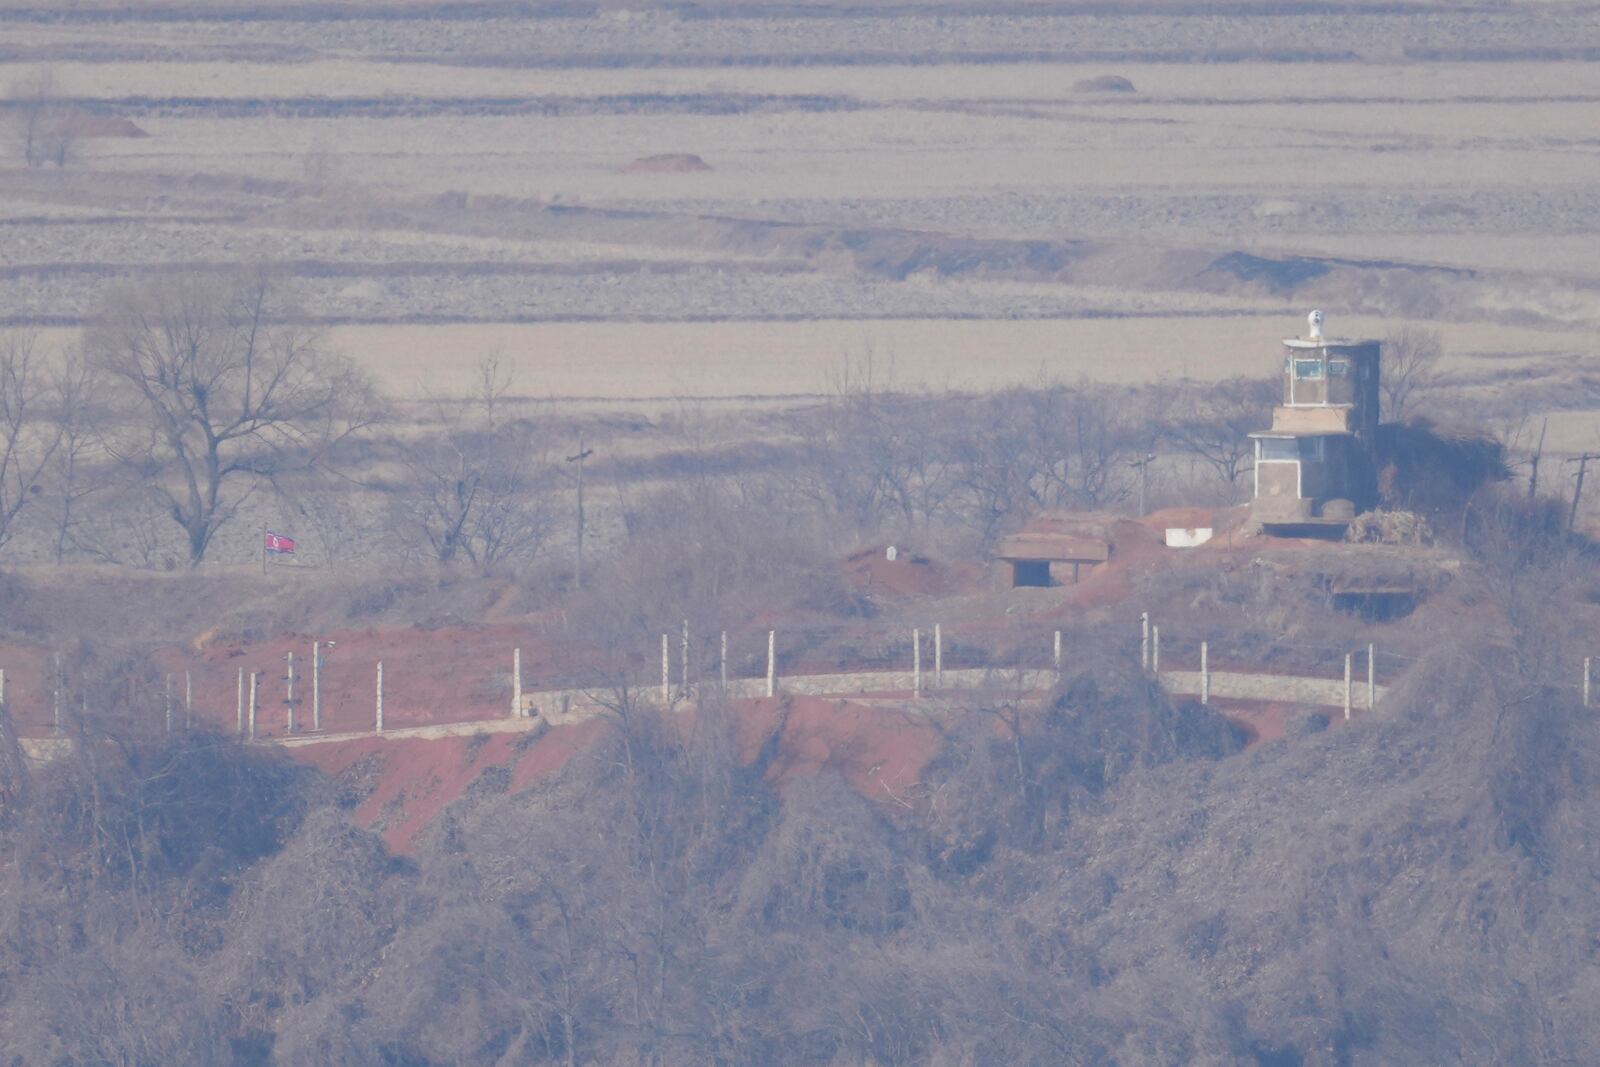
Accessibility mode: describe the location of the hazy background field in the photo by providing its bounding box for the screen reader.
[4,0,1600,404]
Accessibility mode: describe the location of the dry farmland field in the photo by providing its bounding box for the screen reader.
[3,0,1600,402]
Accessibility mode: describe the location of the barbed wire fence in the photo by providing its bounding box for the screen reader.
[0,610,1593,748]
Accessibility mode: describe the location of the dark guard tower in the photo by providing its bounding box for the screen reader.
[1249,310,1381,534]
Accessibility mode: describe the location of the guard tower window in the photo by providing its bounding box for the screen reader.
[1328,358,1350,376]
[1293,359,1325,379]
[1259,437,1324,461]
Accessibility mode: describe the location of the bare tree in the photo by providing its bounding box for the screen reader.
[8,69,78,169]
[85,270,377,565]
[0,331,65,553]
[954,386,1132,541]
[1382,326,1443,421]
[1163,377,1276,495]
[393,358,555,569]
[43,347,109,563]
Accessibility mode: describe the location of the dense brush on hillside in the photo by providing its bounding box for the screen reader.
[0,576,1595,1066]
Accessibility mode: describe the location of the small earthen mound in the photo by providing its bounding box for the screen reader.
[59,114,149,139]
[1073,74,1136,94]
[623,153,712,174]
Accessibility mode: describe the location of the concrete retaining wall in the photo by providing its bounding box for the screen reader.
[268,663,1383,749]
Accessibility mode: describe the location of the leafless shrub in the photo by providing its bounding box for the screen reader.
[1382,326,1444,421]
[0,331,64,553]
[1161,377,1276,497]
[7,68,79,169]
[387,357,557,570]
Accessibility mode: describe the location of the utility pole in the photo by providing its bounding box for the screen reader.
[1131,452,1156,517]
[566,435,594,590]
[1528,418,1548,501]
[1565,452,1600,532]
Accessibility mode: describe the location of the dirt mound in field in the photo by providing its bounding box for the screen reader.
[1074,74,1136,93]
[623,153,711,173]
[60,114,148,139]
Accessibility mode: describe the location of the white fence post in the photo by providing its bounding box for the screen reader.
[236,667,244,737]
[1152,626,1161,675]
[1141,613,1150,670]
[1367,643,1376,710]
[1200,642,1209,705]
[312,642,322,731]
[165,675,173,734]
[248,671,258,740]
[661,634,670,703]
[286,651,295,734]
[766,630,776,698]
[1053,630,1062,676]
[376,661,384,733]
[720,631,728,690]
[913,628,922,696]
[934,623,943,689]
[0,668,5,708]
[1344,653,1353,721]
[513,647,522,719]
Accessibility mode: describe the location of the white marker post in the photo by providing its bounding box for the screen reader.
[248,672,258,741]
[720,631,728,691]
[164,675,172,734]
[1053,630,1062,676]
[236,667,244,737]
[185,671,192,730]
[766,630,776,698]
[934,623,943,689]
[1200,642,1209,705]
[0,668,6,708]
[1152,626,1161,675]
[1141,613,1150,670]
[286,651,295,734]
[375,661,384,733]
[661,634,670,704]
[512,647,522,719]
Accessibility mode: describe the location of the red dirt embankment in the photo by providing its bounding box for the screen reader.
[843,547,985,600]
[292,719,607,852]
[286,693,942,852]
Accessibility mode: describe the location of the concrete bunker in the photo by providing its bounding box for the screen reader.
[996,515,1113,587]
